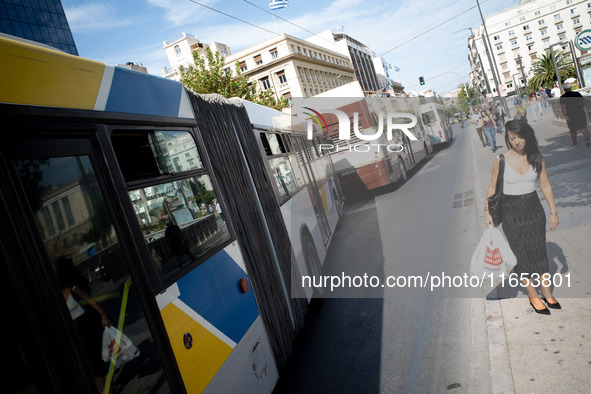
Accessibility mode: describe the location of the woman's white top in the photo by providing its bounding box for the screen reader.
[66,287,86,320]
[497,155,537,195]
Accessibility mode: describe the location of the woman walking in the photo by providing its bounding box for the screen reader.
[528,93,541,122]
[484,120,560,315]
[515,99,527,123]
[480,109,498,152]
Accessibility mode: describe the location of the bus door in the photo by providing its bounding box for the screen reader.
[291,136,331,245]
[4,134,178,393]
[402,132,417,167]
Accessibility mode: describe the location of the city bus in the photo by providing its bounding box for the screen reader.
[0,35,341,393]
[419,102,454,147]
[294,91,432,196]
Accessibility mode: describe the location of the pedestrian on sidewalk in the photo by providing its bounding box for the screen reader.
[528,93,541,122]
[551,83,561,98]
[540,87,548,108]
[484,120,560,315]
[515,99,527,123]
[492,104,504,133]
[559,82,591,147]
[480,109,498,152]
[471,109,487,147]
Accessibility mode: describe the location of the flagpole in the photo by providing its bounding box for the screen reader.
[273,14,278,34]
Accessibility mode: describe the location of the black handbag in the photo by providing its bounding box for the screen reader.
[487,154,504,227]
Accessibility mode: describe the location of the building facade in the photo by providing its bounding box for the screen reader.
[222,33,356,100]
[0,0,78,55]
[469,0,591,97]
[117,62,148,74]
[305,31,384,94]
[162,32,232,80]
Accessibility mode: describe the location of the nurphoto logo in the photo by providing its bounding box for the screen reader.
[303,107,418,153]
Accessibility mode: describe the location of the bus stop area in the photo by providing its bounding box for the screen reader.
[469,103,591,393]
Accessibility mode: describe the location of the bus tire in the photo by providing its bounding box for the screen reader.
[398,157,407,184]
[302,232,324,298]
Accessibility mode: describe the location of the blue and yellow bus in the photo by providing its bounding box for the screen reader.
[0,35,341,393]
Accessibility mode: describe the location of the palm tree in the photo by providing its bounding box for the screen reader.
[528,50,575,92]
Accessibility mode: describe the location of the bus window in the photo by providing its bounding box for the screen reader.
[266,133,288,155]
[15,155,171,393]
[112,130,231,284]
[128,175,230,283]
[269,157,299,200]
[112,130,204,181]
[422,111,435,124]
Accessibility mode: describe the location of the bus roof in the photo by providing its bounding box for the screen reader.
[231,98,305,133]
[0,35,193,119]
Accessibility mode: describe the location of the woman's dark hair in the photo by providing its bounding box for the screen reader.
[504,120,543,172]
[55,256,89,291]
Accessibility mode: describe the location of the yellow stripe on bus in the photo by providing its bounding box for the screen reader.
[0,36,105,110]
[161,302,233,393]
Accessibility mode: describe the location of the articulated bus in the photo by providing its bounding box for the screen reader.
[294,91,432,196]
[419,102,454,147]
[0,36,341,393]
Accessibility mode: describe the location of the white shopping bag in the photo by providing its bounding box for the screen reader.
[470,227,517,276]
[102,326,140,367]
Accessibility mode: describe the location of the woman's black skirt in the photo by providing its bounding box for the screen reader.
[502,191,549,278]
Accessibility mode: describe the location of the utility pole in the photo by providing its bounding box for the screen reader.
[476,0,509,116]
[516,54,527,94]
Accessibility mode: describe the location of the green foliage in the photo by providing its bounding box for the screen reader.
[179,46,289,111]
[528,51,576,92]
[457,83,478,113]
[189,180,215,205]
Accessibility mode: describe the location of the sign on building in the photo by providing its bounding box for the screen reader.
[575,29,591,52]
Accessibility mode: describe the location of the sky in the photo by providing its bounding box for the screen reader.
[61,0,521,95]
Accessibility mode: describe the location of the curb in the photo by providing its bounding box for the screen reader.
[468,122,515,394]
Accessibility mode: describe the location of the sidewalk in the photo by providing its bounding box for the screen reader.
[470,105,591,393]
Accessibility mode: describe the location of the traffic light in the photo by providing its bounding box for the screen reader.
[419,76,425,85]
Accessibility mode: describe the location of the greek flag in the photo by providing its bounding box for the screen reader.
[336,24,345,32]
[394,66,400,72]
[269,0,289,10]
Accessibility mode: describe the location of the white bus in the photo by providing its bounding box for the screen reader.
[420,102,454,147]
[295,96,432,196]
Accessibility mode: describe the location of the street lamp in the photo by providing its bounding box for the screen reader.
[476,0,509,116]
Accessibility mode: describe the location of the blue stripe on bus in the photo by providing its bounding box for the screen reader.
[176,250,259,344]
[105,67,188,118]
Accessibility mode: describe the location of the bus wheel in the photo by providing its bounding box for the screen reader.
[303,233,324,297]
[398,157,407,183]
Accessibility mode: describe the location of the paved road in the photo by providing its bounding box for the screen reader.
[275,123,490,393]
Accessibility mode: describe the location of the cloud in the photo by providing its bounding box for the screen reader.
[147,0,219,26]
[64,3,134,33]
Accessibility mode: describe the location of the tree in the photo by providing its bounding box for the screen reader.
[528,51,575,92]
[457,83,478,113]
[179,46,289,111]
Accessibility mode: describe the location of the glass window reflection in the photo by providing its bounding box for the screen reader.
[15,156,171,394]
[128,175,231,283]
